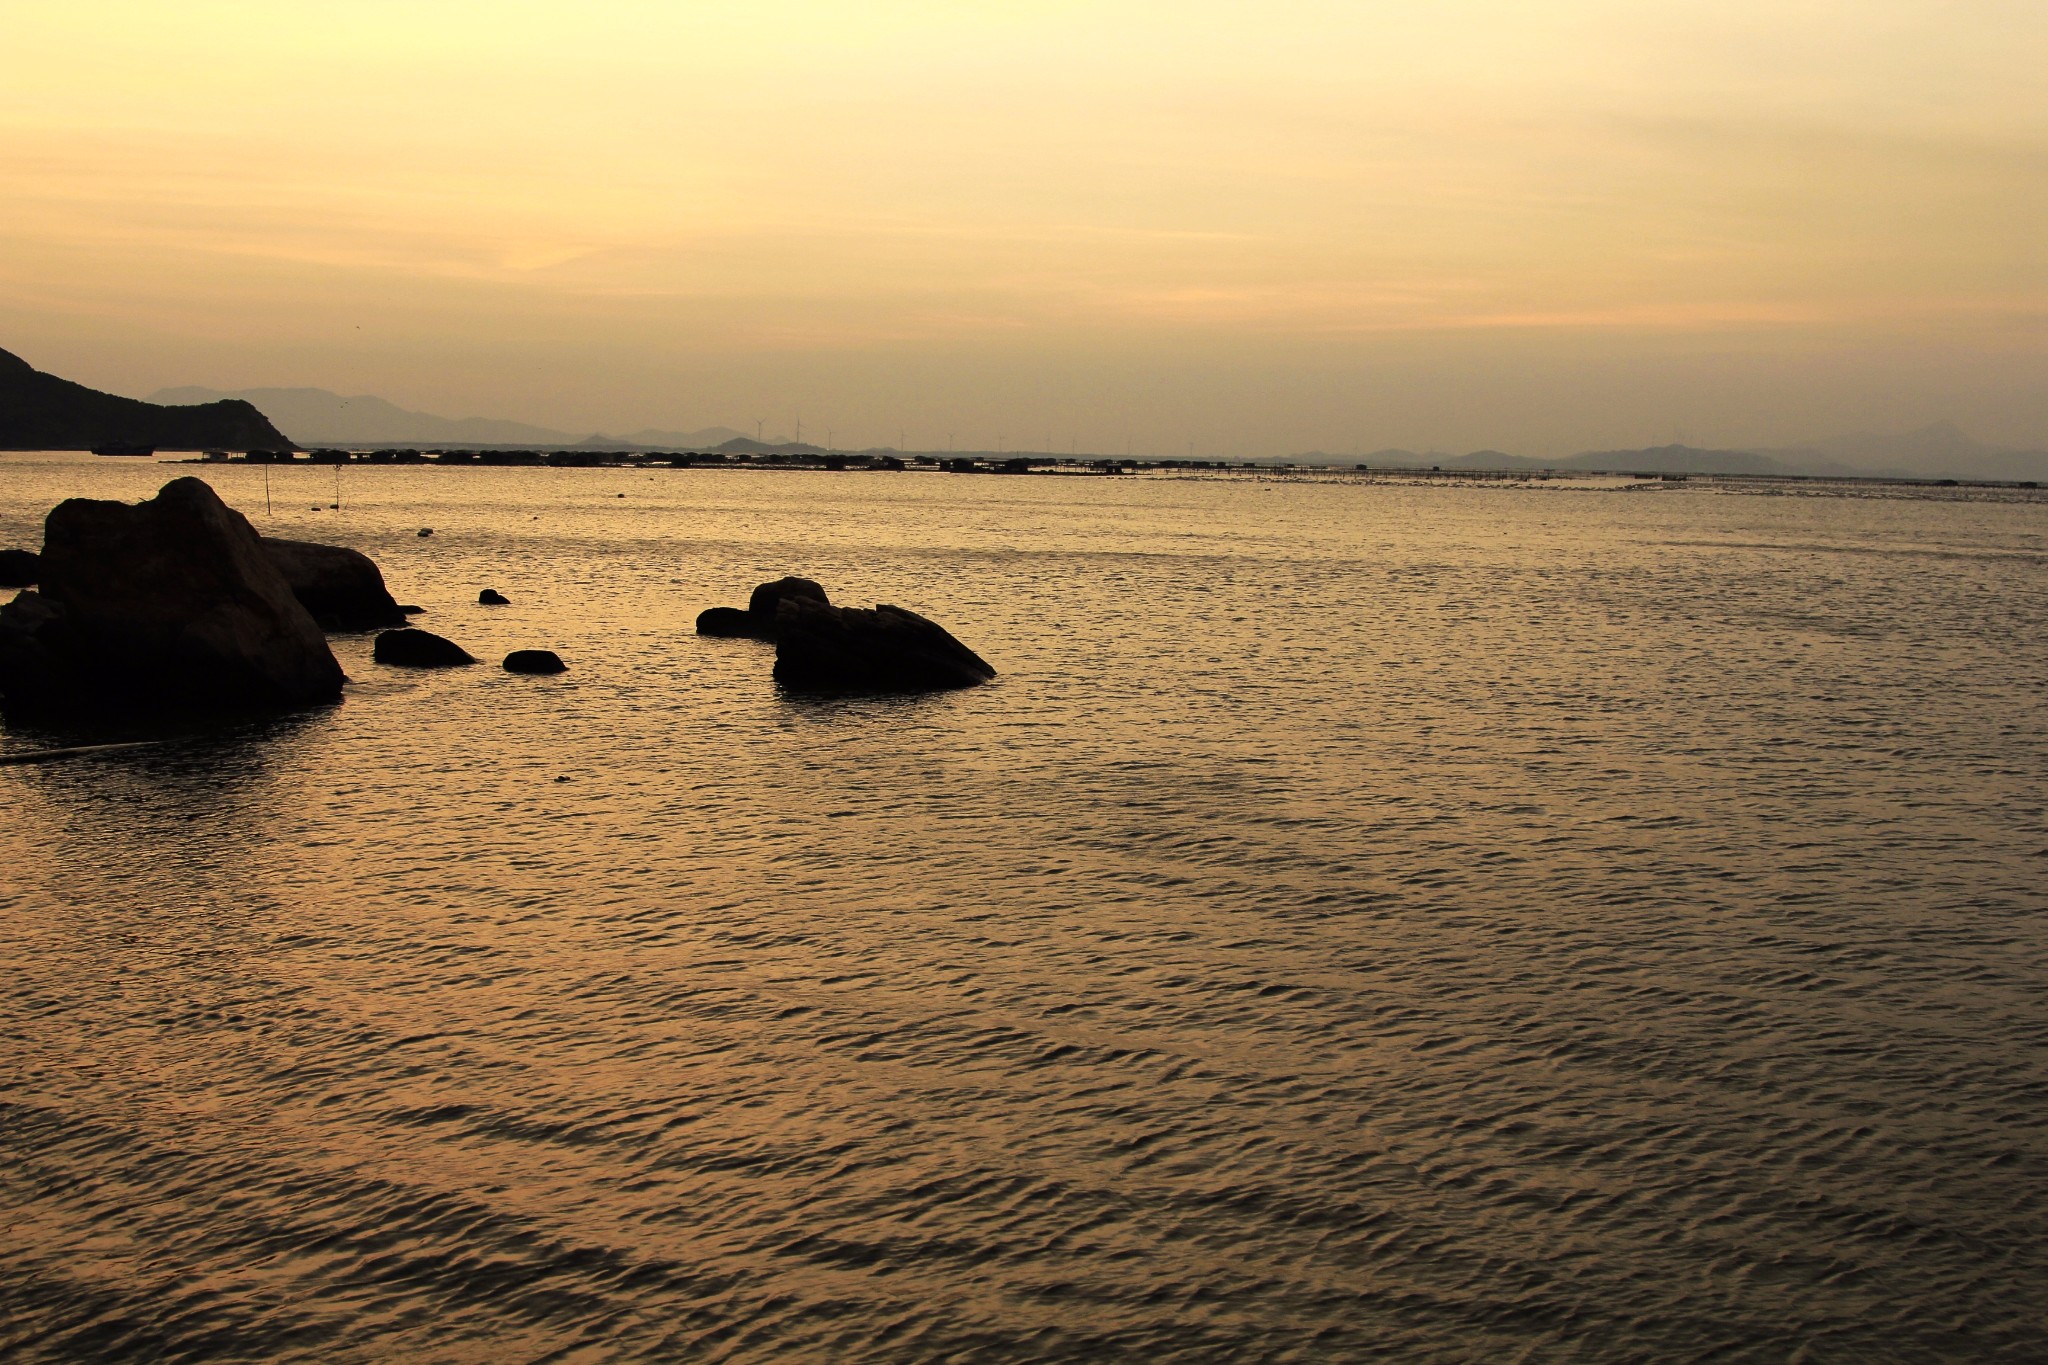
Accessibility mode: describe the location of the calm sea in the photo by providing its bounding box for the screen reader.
[3,453,2045,1361]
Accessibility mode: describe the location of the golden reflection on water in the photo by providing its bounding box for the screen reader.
[2,456,2045,1359]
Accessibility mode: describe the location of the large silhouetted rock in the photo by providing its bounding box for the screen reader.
[0,549,38,587]
[773,599,995,693]
[372,628,474,668]
[0,347,293,451]
[260,538,405,631]
[0,477,343,714]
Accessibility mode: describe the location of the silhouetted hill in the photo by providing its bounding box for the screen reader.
[150,385,745,450]
[151,385,580,446]
[1,349,291,451]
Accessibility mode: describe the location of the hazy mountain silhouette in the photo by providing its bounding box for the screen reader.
[620,425,751,449]
[149,385,745,450]
[1760,422,2048,482]
[709,437,827,456]
[2,349,291,451]
[1562,445,1798,476]
[1306,426,2046,480]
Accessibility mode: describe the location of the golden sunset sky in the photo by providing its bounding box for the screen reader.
[2,1,2041,453]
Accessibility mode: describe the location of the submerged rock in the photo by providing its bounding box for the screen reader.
[372,628,475,668]
[0,477,343,715]
[260,537,405,631]
[0,549,38,587]
[478,588,509,605]
[502,649,566,675]
[773,598,995,693]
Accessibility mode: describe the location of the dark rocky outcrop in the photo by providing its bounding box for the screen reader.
[773,598,995,693]
[372,628,474,668]
[694,606,757,637]
[748,575,829,619]
[0,477,343,714]
[0,549,38,587]
[696,576,830,640]
[503,649,566,675]
[478,588,509,605]
[0,347,293,451]
[260,538,405,631]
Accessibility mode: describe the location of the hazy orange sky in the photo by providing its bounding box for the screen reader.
[3,1,2042,454]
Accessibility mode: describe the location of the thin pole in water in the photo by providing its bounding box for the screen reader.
[264,462,272,517]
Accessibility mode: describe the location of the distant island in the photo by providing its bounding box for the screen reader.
[0,349,292,452]
[148,384,746,452]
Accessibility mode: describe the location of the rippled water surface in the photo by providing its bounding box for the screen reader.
[3,455,2046,1361]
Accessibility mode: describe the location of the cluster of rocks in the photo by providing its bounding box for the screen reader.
[694,575,829,640]
[0,478,996,721]
[0,478,566,719]
[697,577,995,693]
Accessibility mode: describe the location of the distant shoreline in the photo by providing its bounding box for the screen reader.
[2,447,2042,496]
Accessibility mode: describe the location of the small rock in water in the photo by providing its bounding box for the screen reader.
[695,606,758,637]
[397,604,424,615]
[372,628,475,668]
[503,649,566,675]
[478,588,509,605]
[0,548,39,587]
[417,527,433,537]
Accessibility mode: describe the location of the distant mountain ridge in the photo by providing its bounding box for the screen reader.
[149,385,746,451]
[2,349,291,451]
[1757,421,2048,483]
[1317,423,2047,481]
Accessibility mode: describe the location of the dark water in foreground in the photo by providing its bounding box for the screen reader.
[3,456,2045,1362]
